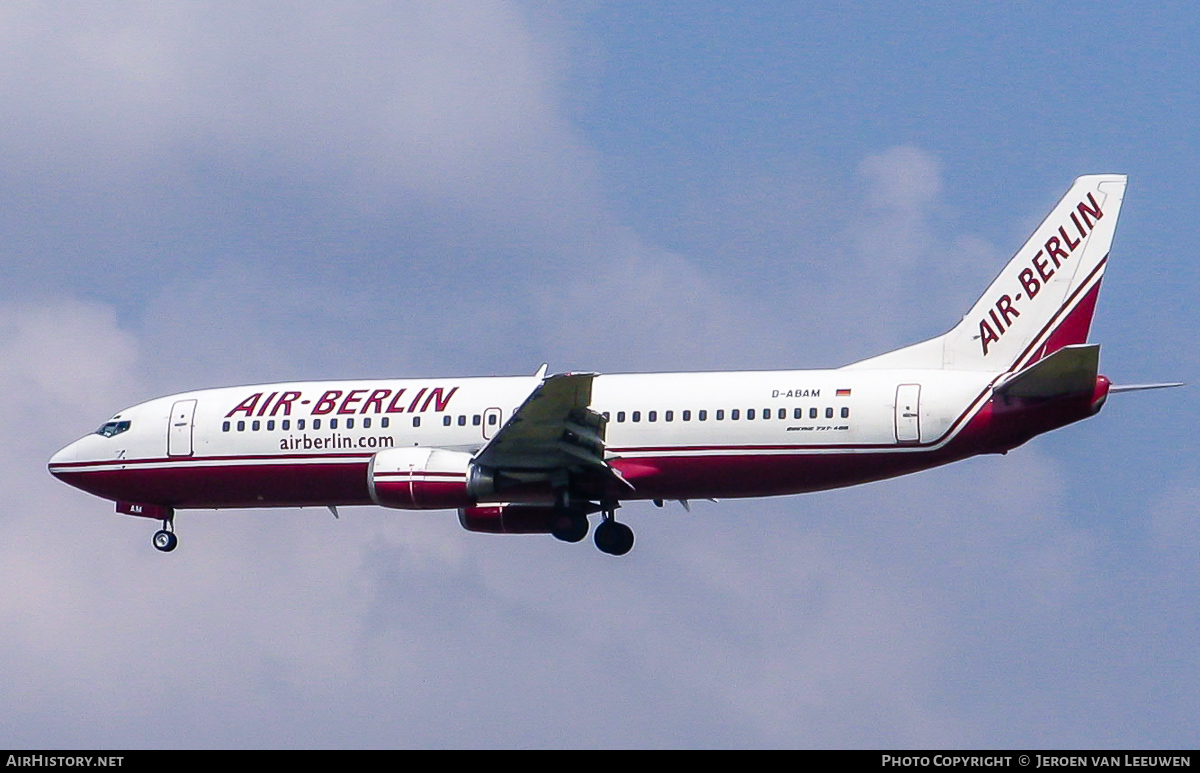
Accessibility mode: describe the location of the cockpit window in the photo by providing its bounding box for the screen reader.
[95,420,131,438]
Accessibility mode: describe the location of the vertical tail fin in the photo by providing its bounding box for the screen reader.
[946,174,1126,371]
[848,174,1127,373]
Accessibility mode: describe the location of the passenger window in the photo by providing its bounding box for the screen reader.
[779,408,786,419]
[731,409,740,420]
[298,419,306,430]
[362,418,370,429]
[648,411,657,422]
[810,408,818,419]
[683,410,691,421]
[346,418,354,429]
[841,407,850,419]
[237,421,245,431]
[313,419,321,430]
[413,417,420,427]
[473,415,481,426]
[632,411,641,422]
[330,419,338,429]
[222,421,230,432]
[826,407,834,419]
[267,420,275,431]
[283,420,291,431]
[617,411,626,423]
[747,409,755,420]
[252,420,260,431]
[665,410,673,422]
[458,415,467,426]
[698,410,707,421]
[443,416,452,426]
[715,410,724,420]
[794,408,803,419]
[488,414,497,425]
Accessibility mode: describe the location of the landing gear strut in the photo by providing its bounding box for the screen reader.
[152,516,177,552]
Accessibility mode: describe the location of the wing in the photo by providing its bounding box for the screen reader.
[472,372,632,491]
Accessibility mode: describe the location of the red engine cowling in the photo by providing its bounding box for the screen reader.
[458,504,563,534]
[368,447,496,510]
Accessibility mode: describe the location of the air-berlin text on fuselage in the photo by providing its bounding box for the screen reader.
[224,386,459,419]
[978,193,1104,356]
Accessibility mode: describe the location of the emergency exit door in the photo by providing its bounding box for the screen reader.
[482,408,502,440]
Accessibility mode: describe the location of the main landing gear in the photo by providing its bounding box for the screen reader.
[549,495,634,556]
[550,508,590,543]
[152,516,177,552]
[593,516,634,556]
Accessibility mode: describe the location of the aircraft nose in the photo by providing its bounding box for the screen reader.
[48,439,79,478]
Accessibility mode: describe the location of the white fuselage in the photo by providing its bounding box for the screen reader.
[48,365,1034,510]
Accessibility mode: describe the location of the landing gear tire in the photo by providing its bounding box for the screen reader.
[594,520,634,556]
[551,510,589,543]
[153,529,178,552]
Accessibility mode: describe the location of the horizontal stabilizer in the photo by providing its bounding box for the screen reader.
[993,344,1099,400]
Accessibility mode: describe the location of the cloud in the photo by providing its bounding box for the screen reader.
[859,146,942,212]
[0,2,597,223]
[529,227,783,372]
[0,298,140,441]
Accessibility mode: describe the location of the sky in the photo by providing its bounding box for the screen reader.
[2,1,1197,749]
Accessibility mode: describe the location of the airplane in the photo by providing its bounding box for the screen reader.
[48,174,1181,556]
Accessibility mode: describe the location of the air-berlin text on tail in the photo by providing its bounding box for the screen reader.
[978,192,1104,356]
[224,385,459,419]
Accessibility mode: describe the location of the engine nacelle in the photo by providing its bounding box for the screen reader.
[368,447,496,510]
[458,504,564,534]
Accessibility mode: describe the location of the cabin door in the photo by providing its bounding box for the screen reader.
[894,385,921,444]
[168,399,198,457]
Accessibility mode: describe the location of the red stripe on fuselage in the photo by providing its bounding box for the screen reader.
[51,456,374,509]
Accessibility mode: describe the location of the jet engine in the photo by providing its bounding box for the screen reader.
[368,447,497,510]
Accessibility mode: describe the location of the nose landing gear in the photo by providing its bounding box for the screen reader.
[152,516,177,552]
